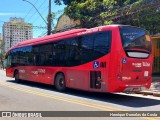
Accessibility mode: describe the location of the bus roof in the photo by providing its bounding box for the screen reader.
[8,24,124,52]
[10,28,87,50]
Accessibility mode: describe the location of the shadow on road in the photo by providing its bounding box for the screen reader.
[6,79,160,108]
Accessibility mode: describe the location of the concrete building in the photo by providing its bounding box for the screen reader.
[3,17,33,52]
[0,33,2,54]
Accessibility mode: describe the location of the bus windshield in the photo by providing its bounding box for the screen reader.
[120,26,151,58]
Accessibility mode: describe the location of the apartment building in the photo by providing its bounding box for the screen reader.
[0,33,2,54]
[3,17,33,52]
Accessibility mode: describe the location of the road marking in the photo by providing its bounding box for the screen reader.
[0,80,158,120]
[0,81,123,111]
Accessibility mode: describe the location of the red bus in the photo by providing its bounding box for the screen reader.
[5,25,152,92]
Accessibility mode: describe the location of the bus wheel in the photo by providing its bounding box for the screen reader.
[54,73,66,91]
[15,71,20,83]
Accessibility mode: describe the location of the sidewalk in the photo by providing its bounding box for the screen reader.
[138,76,160,97]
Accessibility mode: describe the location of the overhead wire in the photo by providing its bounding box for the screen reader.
[31,0,48,24]
[32,7,48,25]
[31,6,48,36]
[25,0,46,23]
[39,30,48,37]
[23,0,49,37]
[37,8,64,36]
[20,0,64,37]
[24,0,39,20]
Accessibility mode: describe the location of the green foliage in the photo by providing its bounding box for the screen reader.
[63,0,117,28]
[50,12,56,23]
[115,0,160,34]
[54,0,63,5]
[54,0,85,5]
[104,20,114,25]
[55,0,160,34]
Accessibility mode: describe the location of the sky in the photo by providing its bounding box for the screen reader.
[0,0,66,38]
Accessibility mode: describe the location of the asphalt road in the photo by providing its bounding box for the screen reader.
[0,69,160,120]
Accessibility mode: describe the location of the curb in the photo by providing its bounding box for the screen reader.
[135,91,160,97]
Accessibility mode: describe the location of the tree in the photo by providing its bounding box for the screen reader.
[54,0,85,5]
[54,0,160,34]
[54,0,141,28]
[63,0,118,28]
[111,0,160,34]
[54,0,63,5]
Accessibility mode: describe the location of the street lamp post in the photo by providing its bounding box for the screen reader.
[22,0,52,35]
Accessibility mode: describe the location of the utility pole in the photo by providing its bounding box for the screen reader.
[47,0,52,35]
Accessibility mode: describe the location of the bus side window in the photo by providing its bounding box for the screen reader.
[93,31,111,57]
[6,55,11,68]
[69,38,81,66]
[39,43,53,66]
[32,45,40,66]
[33,55,40,66]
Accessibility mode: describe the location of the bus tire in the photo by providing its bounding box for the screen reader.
[54,73,66,91]
[14,71,20,83]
